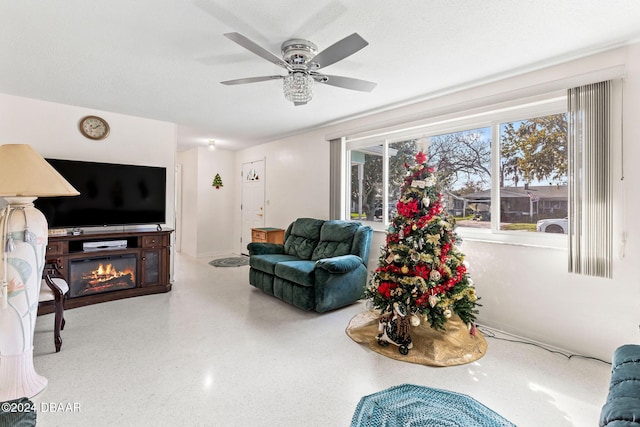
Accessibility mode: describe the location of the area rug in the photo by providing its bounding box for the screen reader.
[351,384,515,427]
[208,257,249,267]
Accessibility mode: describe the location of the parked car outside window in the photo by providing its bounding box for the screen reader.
[536,217,568,233]
[374,202,398,221]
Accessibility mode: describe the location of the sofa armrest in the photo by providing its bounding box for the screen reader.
[247,242,285,256]
[315,254,363,274]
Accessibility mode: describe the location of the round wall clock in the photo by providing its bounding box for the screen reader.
[79,115,110,140]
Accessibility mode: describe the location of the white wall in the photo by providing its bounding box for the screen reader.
[233,128,330,252]
[0,93,177,231]
[177,146,236,257]
[197,147,236,256]
[177,149,198,256]
[180,128,330,258]
[235,43,640,361]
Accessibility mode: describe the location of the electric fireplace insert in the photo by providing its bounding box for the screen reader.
[69,254,137,298]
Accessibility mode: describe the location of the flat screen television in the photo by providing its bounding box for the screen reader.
[35,158,167,229]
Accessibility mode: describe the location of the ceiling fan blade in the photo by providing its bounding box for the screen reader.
[309,33,368,70]
[316,74,377,92]
[224,32,288,69]
[221,75,284,85]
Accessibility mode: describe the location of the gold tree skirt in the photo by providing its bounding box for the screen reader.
[346,310,487,367]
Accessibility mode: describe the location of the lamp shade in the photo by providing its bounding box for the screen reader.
[0,144,79,197]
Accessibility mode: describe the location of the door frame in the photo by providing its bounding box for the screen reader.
[240,158,266,255]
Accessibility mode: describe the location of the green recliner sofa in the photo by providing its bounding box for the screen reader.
[247,218,373,312]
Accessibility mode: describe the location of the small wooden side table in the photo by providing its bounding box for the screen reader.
[251,227,285,244]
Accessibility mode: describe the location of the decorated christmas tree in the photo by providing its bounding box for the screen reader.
[365,152,480,344]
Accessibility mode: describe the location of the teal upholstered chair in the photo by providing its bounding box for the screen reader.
[247,218,373,312]
[600,344,640,427]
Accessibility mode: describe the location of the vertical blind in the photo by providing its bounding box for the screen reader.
[567,80,612,278]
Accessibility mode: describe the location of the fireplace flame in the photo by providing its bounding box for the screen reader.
[71,257,137,297]
[83,263,135,283]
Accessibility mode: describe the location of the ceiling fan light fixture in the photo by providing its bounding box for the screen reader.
[283,72,313,104]
[223,32,376,103]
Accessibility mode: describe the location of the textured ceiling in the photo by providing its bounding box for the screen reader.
[1,1,639,151]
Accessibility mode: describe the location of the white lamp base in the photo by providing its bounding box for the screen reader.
[0,145,78,401]
[0,347,48,400]
[1,198,49,401]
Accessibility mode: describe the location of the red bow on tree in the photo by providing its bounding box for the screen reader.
[415,152,427,164]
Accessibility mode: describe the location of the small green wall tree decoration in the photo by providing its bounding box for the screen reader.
[212,173,223,189]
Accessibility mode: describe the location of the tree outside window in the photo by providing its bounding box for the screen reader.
[498,113,567,231]
[350,141,421,223]
[427,128,492,227]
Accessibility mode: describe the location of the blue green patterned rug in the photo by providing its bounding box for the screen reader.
[351,384,515,427]
[208,257,249,267]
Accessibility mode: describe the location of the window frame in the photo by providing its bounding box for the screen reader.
[342,93,569,249]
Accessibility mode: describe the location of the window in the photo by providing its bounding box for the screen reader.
[427,127,492,228]
[498,113,567,232]
[343,95,569,246]
[349,144,382,223]
[348,140,426,225]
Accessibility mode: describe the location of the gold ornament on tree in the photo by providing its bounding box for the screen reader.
[410,314,421,327]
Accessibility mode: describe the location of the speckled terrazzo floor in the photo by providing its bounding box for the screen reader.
[31,252,611,427]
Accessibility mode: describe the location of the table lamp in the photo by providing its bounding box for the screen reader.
[0,144,79,400]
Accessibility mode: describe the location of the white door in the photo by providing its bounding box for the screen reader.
[241,160,265,255]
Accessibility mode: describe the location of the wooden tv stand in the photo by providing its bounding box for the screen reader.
[38,228,172,315]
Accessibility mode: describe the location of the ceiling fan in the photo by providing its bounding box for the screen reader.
[220,32,377,106]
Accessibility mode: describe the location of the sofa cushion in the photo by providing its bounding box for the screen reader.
[351,225,373,266]
[249,269,275,295]
[601,345,640,427]
[611,364,640,391]
[284,218,324,260]
[247,242,284,256]
[311,220,359,261]
[600,397,640,426]
[608,379,640,401]
[274,260,317,287]
[613,345,640,367]
[273,277,315,311]
[250,254,300,275]
[315,254,363,274]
